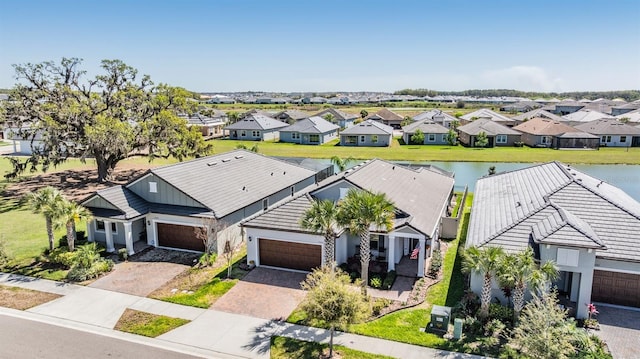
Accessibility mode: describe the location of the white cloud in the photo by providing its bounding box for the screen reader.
[479,66,565,92]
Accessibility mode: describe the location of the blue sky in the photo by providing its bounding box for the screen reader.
[1,0,639,92]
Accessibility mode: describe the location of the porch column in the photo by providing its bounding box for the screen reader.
[87,220,94,242]
[576,270,594,319]
[104,220,115,253]
[403,238,410,255]
[388,236,396,272]
[124,222,135,256]
[417,237,426,277]
[570,272,580,302]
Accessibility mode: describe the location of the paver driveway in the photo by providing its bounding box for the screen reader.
[89,261,189,297]
[594,305,640,359]
[212,267,307,320]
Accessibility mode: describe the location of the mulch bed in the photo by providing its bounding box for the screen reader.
[0,285,62,310]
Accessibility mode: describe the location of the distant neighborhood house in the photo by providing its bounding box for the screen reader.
[339,120,393,147]
[279,116,340,145]
[223,114,289,141]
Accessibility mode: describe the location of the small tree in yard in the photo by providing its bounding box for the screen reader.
[509,292,579,359]
[57,200,93,252]
[445,129,457,146]
[0,235,10,268]
[475,131,489,148]
[219,229,243,278]
[410,129,425,144]
[300,266,370,358]
[360,109,368,119]
[194,218,226,266]
[401,116,413,127]
[462,246,505,319]
[25,186,65,251]
[323,113,336,124]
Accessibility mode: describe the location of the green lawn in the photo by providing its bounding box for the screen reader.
[114,309,190,338]
[270,336,395,359]
[210,139,640,165]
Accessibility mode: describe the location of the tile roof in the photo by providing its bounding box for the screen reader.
[340,119,394,135]
[402,120,450,134]
[573,118,640,135]
[513,117,579,136]
[467,162,640,263]
[273,109,309,121]
[84,186,148,219]
[617,108,640,123]
[460,109,516,124]
[412,109,458,125]
[281,116,340,134]
[531,204,605,249]
[366,108,403,122]
[145,150,316,218]
[224,114,289,131]
[563,109,613,123]
[457,118,521,136]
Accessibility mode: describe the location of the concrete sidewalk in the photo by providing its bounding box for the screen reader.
[0,273,486,359]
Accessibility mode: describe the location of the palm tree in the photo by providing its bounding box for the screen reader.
[499,247,558,320]
[338,189,394,291]
[25,186,65,251]
[57,200,93,252]
[301,199,340,269]
[330,156,355,172]
[462,246,505,318]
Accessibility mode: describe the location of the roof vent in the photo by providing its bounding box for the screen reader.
[516,201,521,207]
[597,180,603,187]
[392,166,395,170]
[235,155,244,159]
[222,158,231,163]
[577,178,582,182]
[242,186,246,191]
[283,171,286,175]
[271,172,273,176]
[207,162,217,166]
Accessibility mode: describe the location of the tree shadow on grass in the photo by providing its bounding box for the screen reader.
[242,320,332,355]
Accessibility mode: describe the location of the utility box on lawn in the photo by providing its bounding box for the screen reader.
[429,305,451,332]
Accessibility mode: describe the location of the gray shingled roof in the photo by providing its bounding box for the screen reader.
[467,162,640,263]
[574,118,640,135]
[340,120,393,135]
[242,194,317,233]
[563,110,613,123]
[143,150,316,218]
[315,108,358,121]
[402,120,449,134]
[512,109,566,122]
[224,114,289,131]
[457,118,521,136]
[273,109,309,121]
[413,109,458,124]
[85,186,148,220]
[281,116,339,134]
[531,204,605,249]
[366,108,403,122]
[315,159,454,237]
[556,131,598,139]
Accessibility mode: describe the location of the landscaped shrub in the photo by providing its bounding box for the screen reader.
[48,247,79,268]
[427,249,443,278]
[371,297,391,316]
[66,243,114,282]
[463,315,483,335]
[118,248,128,261]
[58,231,87,248]
[338,263,349,273]
[489,303,515,326]
[349,271,359,282]
[198,252,217,267]
[369,275,383,289]
[0,236,11,268]
[382,270,396,290]
[453,290,480,317]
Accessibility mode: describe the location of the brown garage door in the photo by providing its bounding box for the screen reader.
[592,270,640,307]
[259,239,321,271]
[157,223,204,251]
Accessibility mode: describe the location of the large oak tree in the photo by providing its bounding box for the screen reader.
[3,58,212,182]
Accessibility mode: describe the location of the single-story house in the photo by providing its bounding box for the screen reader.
[512,117,599,149]
[180,112,227,138]
[412,109,458,128]
[499,101,541,113]
[272,110,309,124]
[574,118,640,147]
[224,114,289,141]
[82,150,318,255]
[402,120,451,145]
[314,108,358,128]
[617,108,640,123]
[339,120,393,147]
[466,162,640,318]
[279,116,339,145]
[547,101,586,115]
[243,159,455,276]
[611,101,640,116]
[457,118,521,147]
[366,108,404,129]
[460,109,519,127]
[563,109,612,126]
[511,108,567,123]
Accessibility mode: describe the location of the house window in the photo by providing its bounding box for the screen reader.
[441,134,447,142]
[360,135,365,143]
[252,130,260,137]
[602,135,611,143]
[557,248,579,267]
[95,220,117,234]
[370,235,379,250]
[427,134,436,142]
[149,181,158,193]
[496,135,507,144]
[292,132,299,139]
[290,186,295,196]
[241,130,246,137]
[309,134,320,143]
[345,136,357,145]
[262,198,269,211]
[620,136,627,143]
[371,135,378,143]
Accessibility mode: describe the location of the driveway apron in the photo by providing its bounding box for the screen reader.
[594,305,640,359]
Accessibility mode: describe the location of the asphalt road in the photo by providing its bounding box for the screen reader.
[0,314,204,359]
